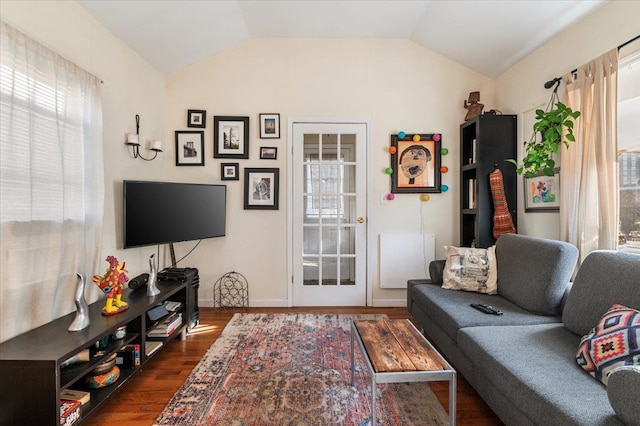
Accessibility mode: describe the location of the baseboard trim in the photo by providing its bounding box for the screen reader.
[371,299,407,307]
[199,298,405,308]
[199,298,290,308]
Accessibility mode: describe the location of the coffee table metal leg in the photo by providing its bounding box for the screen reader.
[371,374,376,426]
[449,371,457,426]
[350,322,355,386]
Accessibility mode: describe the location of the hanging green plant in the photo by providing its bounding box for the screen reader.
[508,90,580,177]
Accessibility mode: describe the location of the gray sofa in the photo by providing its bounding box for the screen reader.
[407,234,640,425]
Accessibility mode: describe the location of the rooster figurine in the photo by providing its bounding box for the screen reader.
[93,255,129,316]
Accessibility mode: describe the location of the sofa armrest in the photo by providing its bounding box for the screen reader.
[429,260,446,285]
[607,366,640,426]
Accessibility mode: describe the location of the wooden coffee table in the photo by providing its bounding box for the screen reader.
[351,319,456,425]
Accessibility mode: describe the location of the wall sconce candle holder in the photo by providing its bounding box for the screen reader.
[125,114,162,161]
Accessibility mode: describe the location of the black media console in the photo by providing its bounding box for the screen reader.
[0,281,188,425]
[158,267,200,331]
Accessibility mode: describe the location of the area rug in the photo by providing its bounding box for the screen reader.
[155,313,448,425]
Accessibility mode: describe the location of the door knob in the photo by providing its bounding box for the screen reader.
[357,217,365,223]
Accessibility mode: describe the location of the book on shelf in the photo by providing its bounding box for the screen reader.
[145,340,163,357]
[148,312,182,337]
[60,399,81,426]
[116,345,139,369]
[472,139,477,163]
[60,389,90,405]
[468,179,477,209]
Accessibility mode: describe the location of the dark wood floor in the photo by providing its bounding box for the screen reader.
[84,307,502,425]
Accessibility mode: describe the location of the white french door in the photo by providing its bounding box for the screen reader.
[291,121,368,306]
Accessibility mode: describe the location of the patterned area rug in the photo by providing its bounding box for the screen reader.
[155,313,448,425]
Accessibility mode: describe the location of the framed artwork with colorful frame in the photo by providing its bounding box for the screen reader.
[214,116,249,159]
[524,168,560,212]
[390,133,442,193]
[244,168,279,210]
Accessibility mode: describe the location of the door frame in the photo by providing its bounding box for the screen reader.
[287,117,373,306]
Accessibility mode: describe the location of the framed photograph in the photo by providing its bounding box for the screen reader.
[524,168,560,212]
[175,131,204,166]
[244,168,279,210]
[214,116,249,159]
[187,109,206,128]
[260,146,278,160]
[221,163,239,181]
[259,113,280,139]
[390,133,442,193]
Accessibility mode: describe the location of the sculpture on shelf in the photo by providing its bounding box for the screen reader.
[147,253,160,297]
[463,91,484,121]
[93,255,129,316]
[68,272,90,331]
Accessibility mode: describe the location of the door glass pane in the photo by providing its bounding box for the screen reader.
[343,164,356,193]
[340,257,356,285]
[322,227,338,255]
[341,226,355,255]
[303,227,320,255]
[303,256,319,285]
[321,258,338,285]
[303,196,320,223]
[322,134,338,161]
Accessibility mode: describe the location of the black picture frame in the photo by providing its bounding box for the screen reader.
[187,109,206,128]
[524,168,560,212]
[390,133,442,193]
[244,168,279,210]
[221,163,239,181]
[175,131,205,166]
[260,146,278,160]
[214,116,249,159]
[259,113,280,139]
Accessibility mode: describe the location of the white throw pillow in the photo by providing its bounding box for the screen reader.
[442,245,497,294]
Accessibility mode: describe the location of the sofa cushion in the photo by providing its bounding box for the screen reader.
[458,324,623,426]
[442,245,497,294]
[576,304,640,385]
[563,251,640,336]
[607,366,640,426]
[409,282,561,343]
[495,234,578,315]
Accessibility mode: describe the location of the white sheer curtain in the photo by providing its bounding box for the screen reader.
[0,22,104,342]
[560,49,618,264]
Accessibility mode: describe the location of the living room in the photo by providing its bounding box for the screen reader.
[1,1,639,425]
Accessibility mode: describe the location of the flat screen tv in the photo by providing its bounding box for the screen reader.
[123,180,226,249]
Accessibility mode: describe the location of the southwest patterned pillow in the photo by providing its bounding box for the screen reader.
[576,304,640,385]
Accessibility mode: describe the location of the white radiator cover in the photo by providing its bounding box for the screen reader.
[379,233,435,289]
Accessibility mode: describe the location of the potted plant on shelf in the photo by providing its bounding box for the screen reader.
[509,95,580,178]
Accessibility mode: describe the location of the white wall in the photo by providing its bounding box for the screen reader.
[4,0,634,317]
[166,38,495,306]
[495,0,640,239]
[0,1,166,337]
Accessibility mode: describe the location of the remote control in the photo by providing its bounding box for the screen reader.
[470,303,503,315]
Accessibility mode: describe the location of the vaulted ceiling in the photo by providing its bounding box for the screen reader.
[77,0,606,78]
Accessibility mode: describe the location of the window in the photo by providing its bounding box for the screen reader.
[618,52,640,253]
[0,22,103,343]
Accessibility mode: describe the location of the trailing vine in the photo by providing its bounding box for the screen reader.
[508,87,580,177]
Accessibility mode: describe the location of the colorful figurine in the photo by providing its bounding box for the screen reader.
[93,255,129,316]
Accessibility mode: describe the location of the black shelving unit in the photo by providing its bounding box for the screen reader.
[0,281,187,425]
[460,115,518,248]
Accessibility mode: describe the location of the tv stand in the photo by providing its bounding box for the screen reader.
[0,281,187,425]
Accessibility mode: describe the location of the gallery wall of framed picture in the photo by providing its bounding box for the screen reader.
[175,110,283,210]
